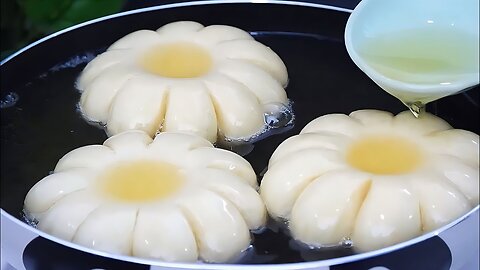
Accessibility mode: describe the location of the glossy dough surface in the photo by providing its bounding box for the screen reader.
[24,131,266,263]
[260,109,479,252]
[77,21,289,142]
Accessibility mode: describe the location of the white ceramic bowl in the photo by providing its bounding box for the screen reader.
[345,0,480,107]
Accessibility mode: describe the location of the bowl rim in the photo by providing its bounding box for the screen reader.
[1,0,478,268]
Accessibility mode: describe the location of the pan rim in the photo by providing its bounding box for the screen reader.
[2,206,478,268]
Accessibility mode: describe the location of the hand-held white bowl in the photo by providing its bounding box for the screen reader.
[345,0,480,115]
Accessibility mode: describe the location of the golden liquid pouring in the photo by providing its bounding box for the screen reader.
[346,135,423,174]
[357,27,479,117]
[99,160,184,202]
[140,42,212,78]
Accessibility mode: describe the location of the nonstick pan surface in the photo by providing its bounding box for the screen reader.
[1,1,479,269]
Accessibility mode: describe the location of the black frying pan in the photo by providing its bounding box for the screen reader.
[1,1,478,269]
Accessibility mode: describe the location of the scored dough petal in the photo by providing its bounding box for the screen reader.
[269,132,351,167]
[54,145,115,172]
[428,129,479,167]
[392,111,452,135]
[204,74,264,139]
[24,169,93,214]
[352,178,421,252]
[73,203,138,255]
[103,130,153,155]
[156,21,204,38]
[107,76,168,137]
[163,82,217,142]
[109,30,162,50]
[77,50,129,90]
[300,113,362,136]
[80,65,140,123]
[216,60,287,105]
[133,205,198,262]
[260,148,345,219]
[147,132,213,164]
[190,168,266,229]
[429,155,479,205]
[187,147,257,187]
[37,190,103,241]
[411,172,470,232]
[194,24,253,46]
[349,109,394,127]
[290,169,371,246]
[178,189,250,263]
[215,39,288,86]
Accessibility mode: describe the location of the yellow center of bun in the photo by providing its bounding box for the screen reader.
[346,135,423,174]
[100,160,184,201]
[140,42,212,78]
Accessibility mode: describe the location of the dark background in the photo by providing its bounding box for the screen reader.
[0,0,361,60]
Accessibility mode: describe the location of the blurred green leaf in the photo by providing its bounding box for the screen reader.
[20,0,73,23]
[20,0,123,33]
[60,0,124,25]
[2,0,124,60]
[1,0,26,51]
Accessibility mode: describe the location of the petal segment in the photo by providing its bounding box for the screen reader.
[349,109,394,127]
[429,155,479,205]
[205,74,264,139]
[73,203,138,255]
[37,190,103,241]
[77,50,128,90]
[187,147,257,187]
[195,25,253,45]
[428,129,479,167]
[215,39,288,86]
[54,145,115,172]
[80,65,140,123]
[133,205,198,261]
[392,111,451,135]
[290,170,371,246]
[104,130,153,155]
[147,132,212,164]
[216,60,287,105]
[191,168,266,229]
[179,189,250,262]
[261,149,345,218]
[269,132,350,167]
[24,169,93,214]
[300,113,361,136]
[156,21,204,38]
[411,173,470,231]
[163,82,217,142]
[352,178,421,252]
[109,30,161,50]
[107,76,168,137]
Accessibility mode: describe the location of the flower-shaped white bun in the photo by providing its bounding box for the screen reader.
[260,109,479,252]
[77,21,289,142]
[24,131,266,263]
